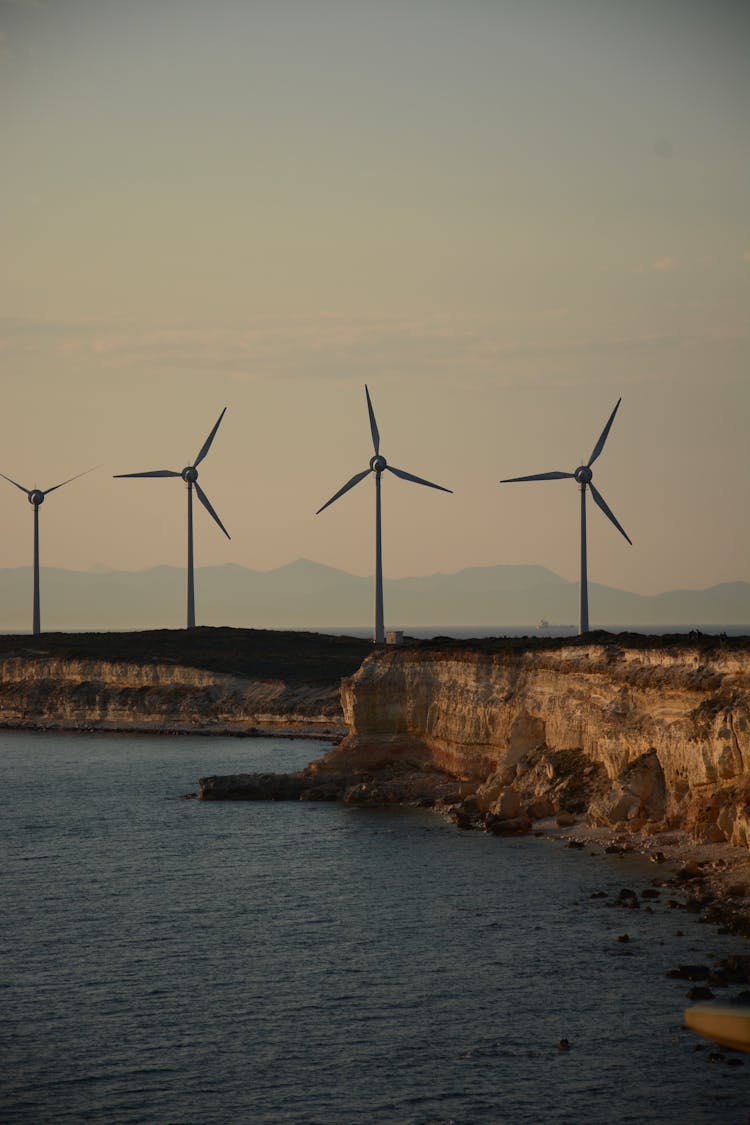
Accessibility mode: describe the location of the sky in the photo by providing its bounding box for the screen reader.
[1,0,748,597]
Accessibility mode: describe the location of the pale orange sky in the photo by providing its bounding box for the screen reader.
[1,0,748,596]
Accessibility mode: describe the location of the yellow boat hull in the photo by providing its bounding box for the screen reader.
[684,1004,750,1053]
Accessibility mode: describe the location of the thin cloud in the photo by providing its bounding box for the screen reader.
[1,316,746,392]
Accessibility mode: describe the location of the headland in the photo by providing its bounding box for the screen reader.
[2,626,750,931]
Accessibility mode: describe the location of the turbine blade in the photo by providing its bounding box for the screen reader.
[365,385,380,455]
[0,471,30,494]
[386,465,453,493]
[316,468,371,515]
[589,483,632,545]
[500,471,574,482]
[587,398,621,467]
[194,407,227,467]
[43,465,99,495]
[113,470,182,478]
[195,481,231,539]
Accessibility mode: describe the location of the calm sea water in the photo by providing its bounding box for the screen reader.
[2,730,748,1125]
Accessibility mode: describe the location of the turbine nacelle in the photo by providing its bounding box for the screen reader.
[181,466,199,484]
[370,455,387,473]
[28,490,45,507]
[574,466,592,485]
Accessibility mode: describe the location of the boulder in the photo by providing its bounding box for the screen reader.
[491,788,522,820]
[526,796,556,820]
[589,748,666,830]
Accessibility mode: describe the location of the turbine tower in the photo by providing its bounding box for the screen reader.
[0,467,96,635]
[114,409,230,630]
[316,385,452,644]
[501,398,631,635]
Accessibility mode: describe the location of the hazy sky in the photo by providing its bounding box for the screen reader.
[2,0,748,595]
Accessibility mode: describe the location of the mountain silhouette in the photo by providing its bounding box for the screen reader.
[0,559,746,632]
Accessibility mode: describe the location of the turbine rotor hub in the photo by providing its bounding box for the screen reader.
[575,465,592,485]
[370,455,387,473]
[29,490,45,506]
[182,466,198,484]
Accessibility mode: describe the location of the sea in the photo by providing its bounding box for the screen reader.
[2,730,749,1125]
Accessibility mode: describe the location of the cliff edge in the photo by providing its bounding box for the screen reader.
[307,635,750,849]
[0,627,370,736]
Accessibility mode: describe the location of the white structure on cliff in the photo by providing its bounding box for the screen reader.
[501,399,631,634]
[316,385,452,644]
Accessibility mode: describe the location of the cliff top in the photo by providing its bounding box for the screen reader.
[0,627,372,684]
[0,627,746,684]
[414,629,750,655]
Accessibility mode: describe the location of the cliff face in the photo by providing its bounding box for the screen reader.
[330,643,750,847]
[0,656,343,735]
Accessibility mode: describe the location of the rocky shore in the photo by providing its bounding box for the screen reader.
[198,630,750,936]
[2,625,749,932]
[199,759,750,940]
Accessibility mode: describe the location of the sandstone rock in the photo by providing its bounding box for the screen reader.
[0,651,348,735]
[490,788,522,820]
[336,640,750,849]
[730,803,750,849]
[486,815,532,836]
[555,812,577,827]
[475,769,512,812]
[589,748,666,830]
[525,796,555,820]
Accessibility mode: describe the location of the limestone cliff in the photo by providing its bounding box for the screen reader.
[0,656,342,735]
[0,627,371,736]
[319,640,750,848]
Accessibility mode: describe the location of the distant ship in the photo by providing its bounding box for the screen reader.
[537,619,575,632]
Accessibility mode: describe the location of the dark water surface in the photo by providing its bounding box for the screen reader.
[2,731,748,1125]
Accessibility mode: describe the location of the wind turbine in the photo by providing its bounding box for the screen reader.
[316,385,452,644]
[114,408,230,630]
[501,398,631,635]
[0,467,96,635]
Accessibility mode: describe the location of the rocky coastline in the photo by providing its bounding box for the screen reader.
[2,625,750,935]
[198,630,750,939]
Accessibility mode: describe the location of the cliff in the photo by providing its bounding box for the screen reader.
[5,627,750,858]
[0,627,370,736]
[310,636,750,849]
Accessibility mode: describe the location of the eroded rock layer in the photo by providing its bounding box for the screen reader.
[316,640,750,847]
[0,624,376,736]
[0,654,345,734]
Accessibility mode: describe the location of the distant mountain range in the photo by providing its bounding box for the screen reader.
[0,559,747,632]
